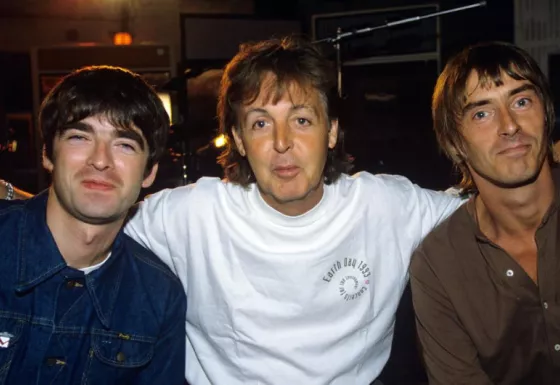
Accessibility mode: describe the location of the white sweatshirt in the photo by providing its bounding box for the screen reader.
[125,172,463,385]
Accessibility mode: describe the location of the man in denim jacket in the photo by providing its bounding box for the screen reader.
[0,66,186,385]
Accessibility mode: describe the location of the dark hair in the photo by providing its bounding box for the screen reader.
[432,41,555,192]
[217,36,352,186]
[40,65,169,173]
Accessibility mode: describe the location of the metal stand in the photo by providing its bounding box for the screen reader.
[316,1,487,97]
[335,27,342,97]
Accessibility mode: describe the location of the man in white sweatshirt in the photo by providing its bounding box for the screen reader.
[125,37,463,384]
[1,36,462,384]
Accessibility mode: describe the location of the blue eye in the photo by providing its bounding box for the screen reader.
[515,98,531,108]
[473,111,488,120]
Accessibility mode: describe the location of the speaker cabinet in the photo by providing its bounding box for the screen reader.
[341,59,454,189]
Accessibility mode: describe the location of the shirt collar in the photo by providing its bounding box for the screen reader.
[466,164,560,242]
[15,190,126,329]
[84,239,125,329]
[248,182,332,227]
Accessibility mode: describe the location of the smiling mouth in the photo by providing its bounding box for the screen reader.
[498,144,530,156]
[273,166,300,179]
[81,180,115,191]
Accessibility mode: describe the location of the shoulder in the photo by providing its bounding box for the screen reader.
[0,197,41,229]
[122,234,183,288]
[411,203,472,273]
[143,177,238,208]
[341,171,458,207]
[0,200,27,255]
[419,202,472,250]
[343,171,439,199]
[342,171,416,190]
[0,198,27,216]
[334,172,415,200]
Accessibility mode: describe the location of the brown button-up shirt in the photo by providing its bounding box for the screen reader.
[410,186,560,384]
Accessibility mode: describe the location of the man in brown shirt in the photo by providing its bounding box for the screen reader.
[410,41,560,385]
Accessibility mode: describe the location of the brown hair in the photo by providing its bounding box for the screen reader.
[432,41,555,192]
[217,36,352,186]
[40,65,169,175]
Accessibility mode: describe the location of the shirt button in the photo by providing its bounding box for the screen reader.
[544,302,549,309]
[116,352,126,362]
[555,344,560,351]
[506,269,514,277]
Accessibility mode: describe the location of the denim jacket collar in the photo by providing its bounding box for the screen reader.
[84,241,124,329]
[16,190,125,329]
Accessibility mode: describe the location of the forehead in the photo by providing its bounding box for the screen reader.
[241,74,325,112]
[79,115,119,129]
[57,114,149,151]
[67,114,143,135]
[464,69,533,100]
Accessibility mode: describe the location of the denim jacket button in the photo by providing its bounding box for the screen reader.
[66,279,84,288]
[45,357,66,366]
[116,352,126,362]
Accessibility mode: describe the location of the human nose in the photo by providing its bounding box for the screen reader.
[498,107,521,138]
[87,141,114,170]
[273,121,293,153]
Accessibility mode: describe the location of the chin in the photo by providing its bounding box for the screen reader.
[472,156,546,189]
[74,205,125,225]
[490,170,541,188]
[271,192,306,204]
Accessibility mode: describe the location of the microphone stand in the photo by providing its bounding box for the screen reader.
[315,1,487,97]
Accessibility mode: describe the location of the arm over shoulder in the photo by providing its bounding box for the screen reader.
[125,188,176,270]
[124,185,196,274]
[370,174,465,242]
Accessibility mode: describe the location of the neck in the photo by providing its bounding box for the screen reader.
[260,183,324,216]
[46,189,123,269]
[475,164,555,239]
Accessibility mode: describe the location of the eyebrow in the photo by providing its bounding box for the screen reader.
[116,129,146,151]
[291,104,318,115]
[61,121,146,150]
[462,83,537,115]
[508,84,537,98]
[244,107,269,117]
[61,121,94,133]
[244,104,318,117]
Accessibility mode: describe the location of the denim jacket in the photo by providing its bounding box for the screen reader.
[0,192,186,385]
